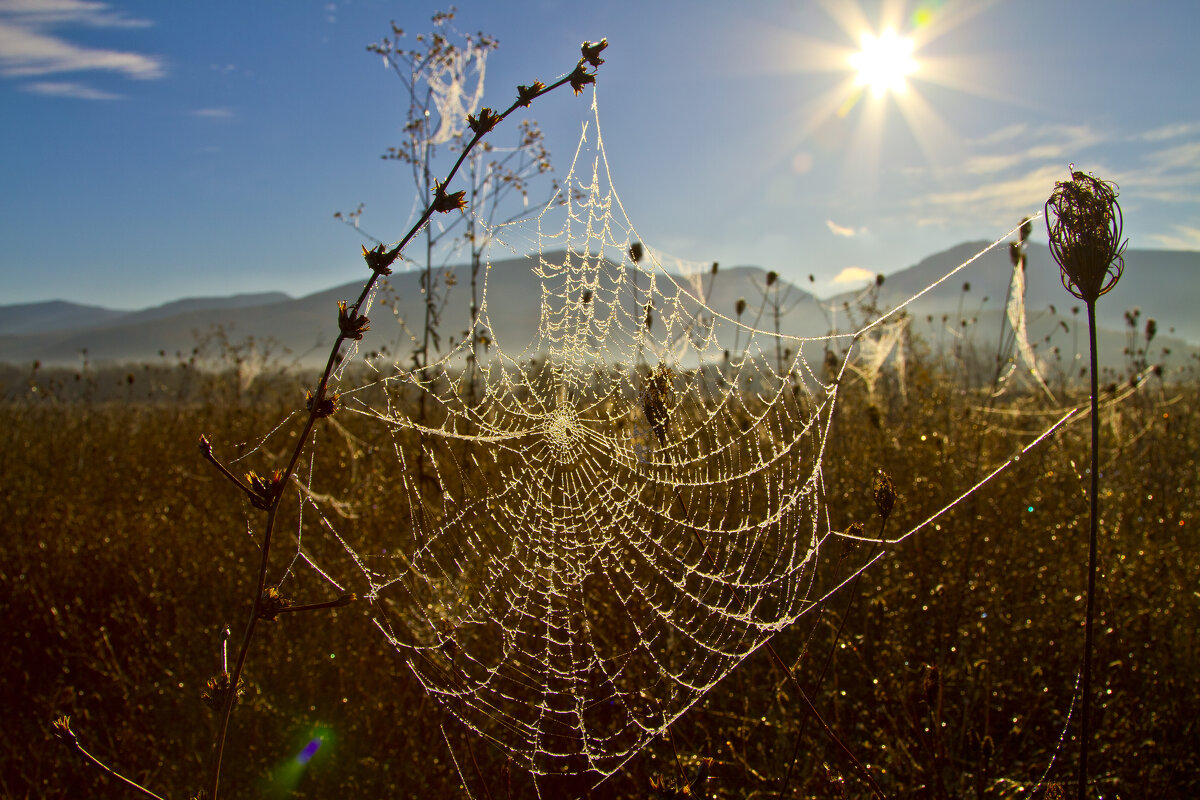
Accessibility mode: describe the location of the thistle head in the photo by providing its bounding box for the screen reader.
[1044,169,1127,302]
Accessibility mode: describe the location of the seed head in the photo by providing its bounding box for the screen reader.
[201,671,245,712]
[629,241,644,263]
[306,390,340,419]
[516,81,545,107]
[246,469,285,510]
[466,106,502,136]
[432,181,467,214]
[337,300,370,340]
[581,39,608,67]
[1045,170,1127,302]
[872,470,896,521]
[639,364,674,446]
[568,63,595,95]
[362,242,402,276]
[259,586,293,622]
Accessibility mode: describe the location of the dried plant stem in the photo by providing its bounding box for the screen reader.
[1078,299,1100,800]
[53,718,166,800]
[205,57,600,800]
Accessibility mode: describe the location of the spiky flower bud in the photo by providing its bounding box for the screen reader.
[246,469,285,510]
[201,671,245,712]
[259,586,293,622]
[362,243,402,276]
[337,300,370,340]
[1045,170,1127,302]
[466,107,502,136]
[432,181,467,214]
[516,81,545,107]
[306,390,340,419]
[872,470,896,521]
[568,63,595,95]
[581,39,608,67]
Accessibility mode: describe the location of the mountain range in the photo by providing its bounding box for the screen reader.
[2,242,1196,376]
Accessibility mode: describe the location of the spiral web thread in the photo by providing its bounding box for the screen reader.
[286,96,1075,793]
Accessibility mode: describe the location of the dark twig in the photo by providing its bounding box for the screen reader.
[51,716,167,800]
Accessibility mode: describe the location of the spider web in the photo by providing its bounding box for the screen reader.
[284,95,1071,794]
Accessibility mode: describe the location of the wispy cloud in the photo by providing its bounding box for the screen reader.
[1136,122,1200,142]
[826,219,867,237]
[0,0,163,90]
[192,107,235,119]
[23,79,119,99]
[1146,224,1200,250]
[832,266,876,284]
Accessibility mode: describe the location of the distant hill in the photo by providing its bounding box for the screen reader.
[1,244,1195,376]
[828,242,1200,345]
[0,300,127,336]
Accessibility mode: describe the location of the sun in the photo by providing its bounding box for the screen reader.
[850,28,917,98]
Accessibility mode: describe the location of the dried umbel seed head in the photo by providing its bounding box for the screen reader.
[629,241,643,263]
[735,297,747,317]
[1045,170,1127,302]
[766,270,778,287]
[872,470,896,521]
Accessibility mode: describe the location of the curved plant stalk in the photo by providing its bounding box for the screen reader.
[203,44,606,800]
[1044,167,1126,800]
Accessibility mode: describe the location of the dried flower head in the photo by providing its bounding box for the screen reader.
[362,242,402,276]
[201,671,245,712]
[629,241,643,263]
[306,390,340,419]
[466,106,502,136]
[1045,170,1127,302]
[735,297,747,317]
[51,715,75,744]
[337,300,370,341]
[245,469,285,510]
[259,586,293,622]
[568,63,595,95]
[516,81,545,107]
[581,39,608,67]
[432,181,467,214]
[872,470,896,521]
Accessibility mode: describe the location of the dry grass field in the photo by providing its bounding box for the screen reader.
[2,353,1196,799]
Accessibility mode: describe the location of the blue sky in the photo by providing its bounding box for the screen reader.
[2,0,1198,309]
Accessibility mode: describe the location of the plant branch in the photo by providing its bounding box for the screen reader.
[204,46,603,800]
[52,716,167,800]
